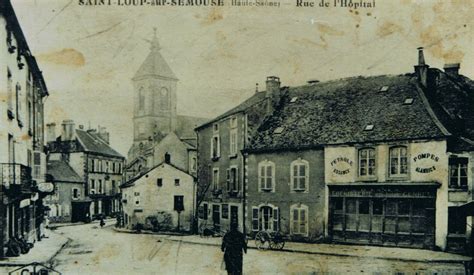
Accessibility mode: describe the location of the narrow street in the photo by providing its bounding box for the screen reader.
[2,222,466,274]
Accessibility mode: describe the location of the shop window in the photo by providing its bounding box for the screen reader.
[358,148,376,177]
[346,199,356,214]
[389,146,408,176]
[373,199,383,215]
[222,204,229,219]
[291,204,308,236]
[398,200,410,216]
[291,159,309,192]
[449,157,468,189]
[258,160,275,192]
[358,199,370,214]
[333,198,343,213]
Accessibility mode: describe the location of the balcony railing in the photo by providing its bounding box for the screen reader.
[0,163,32,189]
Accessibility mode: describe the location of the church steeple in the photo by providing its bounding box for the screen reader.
[131,29,178,147]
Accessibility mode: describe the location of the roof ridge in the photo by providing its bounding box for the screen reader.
[414,82,451,137]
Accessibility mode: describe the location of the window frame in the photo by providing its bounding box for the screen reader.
[358,147,376,178]
[449,157,468,189]
[389,146,409,178]
[72,187,80,200]
[290,204,309,237]
[227,166,239,192]
[212,168,219,190]
[229,117,238,157]
[258,160,275,192]
[290,159,309,192]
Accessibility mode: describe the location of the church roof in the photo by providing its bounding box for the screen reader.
[133,32,178,81]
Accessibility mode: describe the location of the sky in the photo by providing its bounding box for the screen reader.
[11,0,474,156]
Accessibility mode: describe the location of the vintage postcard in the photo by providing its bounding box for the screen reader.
[1,0,473,274]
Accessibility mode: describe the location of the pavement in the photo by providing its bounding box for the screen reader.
[163,234,472,264]
[0,229,70,267]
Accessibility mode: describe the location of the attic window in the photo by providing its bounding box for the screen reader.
[273,127,284,134]
[403,98,414,105]
[364,124,374,131]
[380,86,389,92]
[290,97,298,103]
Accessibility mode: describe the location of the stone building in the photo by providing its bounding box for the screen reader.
[121,156,195,232]
[245,48,474,252]
[44,160,86,223]
[195,78,273,233]
[0,0,50,257]
[47,120,125,220]
[125,31,206,180]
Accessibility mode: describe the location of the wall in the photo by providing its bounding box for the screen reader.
[324,139,449,249]
[246,149,326,240]
[122,164,195,231]
[44,182,84,223]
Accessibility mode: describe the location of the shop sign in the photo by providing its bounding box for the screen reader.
[20,198,31,208]
[330,188,435,198]
[413,153,439,174]
[330,157,353,175]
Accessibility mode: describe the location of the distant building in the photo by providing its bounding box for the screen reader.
[47,120,125,220]
[44,160,87,223]
[125,31,206,180]
[0,0,51,257]
[121,156,195,232]
[244,48,474,252]
[195,78,272,233]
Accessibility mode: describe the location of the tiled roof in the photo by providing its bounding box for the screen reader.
[121,161,194,188]
[176,115,208,138]
[133,48,177,80]
[76,130,124,158]
[47,160,83,183]
[196,91,267,130]
[248,74,451,151]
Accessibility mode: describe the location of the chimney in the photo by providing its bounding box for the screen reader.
[61,120,76,141]
[97,126,110,144]
[265,76,281,115]
[46,123,57,143]
[79,124,84,130]
[414,47,429,88]
[164,152,171,164]
[444,63,460,77]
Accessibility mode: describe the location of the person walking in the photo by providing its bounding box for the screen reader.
[100,215,105,228]
[221,221,247,275]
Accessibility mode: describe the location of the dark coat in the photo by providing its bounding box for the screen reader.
[221,230,247,275]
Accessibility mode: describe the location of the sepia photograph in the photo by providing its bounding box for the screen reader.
[0,0,473,274]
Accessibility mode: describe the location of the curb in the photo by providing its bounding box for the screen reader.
[165,238,472,265]
[112,227,191,237]
[0,234,70,267]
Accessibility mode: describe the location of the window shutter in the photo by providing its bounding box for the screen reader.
[203,203,208,220]
[292,208,298,233]
[273,207,279,231]
[226,169,230,190]
[252,207,259,231]
[235,167,239,191]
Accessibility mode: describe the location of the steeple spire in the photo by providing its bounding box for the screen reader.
[150,27,161,51]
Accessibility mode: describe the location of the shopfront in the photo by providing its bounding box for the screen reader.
[328,183,439,249]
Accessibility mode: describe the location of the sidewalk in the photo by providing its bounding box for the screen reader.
[0,229,70,267]
[165,235,472,264]
[48,218,116,229]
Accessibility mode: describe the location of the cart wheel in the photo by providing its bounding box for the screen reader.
[270,240,285,250]
[255,231,269,250]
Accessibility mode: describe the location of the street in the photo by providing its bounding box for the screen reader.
[1,222,466,274]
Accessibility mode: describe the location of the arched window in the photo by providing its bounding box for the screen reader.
[251,204,279,232]
[290,204,308,236]
[291,159,309,192]
[389,146,408,176]
[358,148,376,177]
[258,160,275,192]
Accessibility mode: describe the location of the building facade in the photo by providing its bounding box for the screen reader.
[121,159,195,232]
[47,120,125,220]
[44,160,87,223]
[0,0,50,257]
[196,77,275,233]
[244,49,474,252]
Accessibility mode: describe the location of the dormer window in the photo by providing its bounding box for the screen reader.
[273,127,284,134]
[364,124,374,131]
[403,98,414,105]
[290,97,298,103]
[380,86,389,92]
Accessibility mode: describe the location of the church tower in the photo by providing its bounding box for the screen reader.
[132,29,178,145]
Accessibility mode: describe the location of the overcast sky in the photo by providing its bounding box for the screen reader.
[11,0,474,156]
